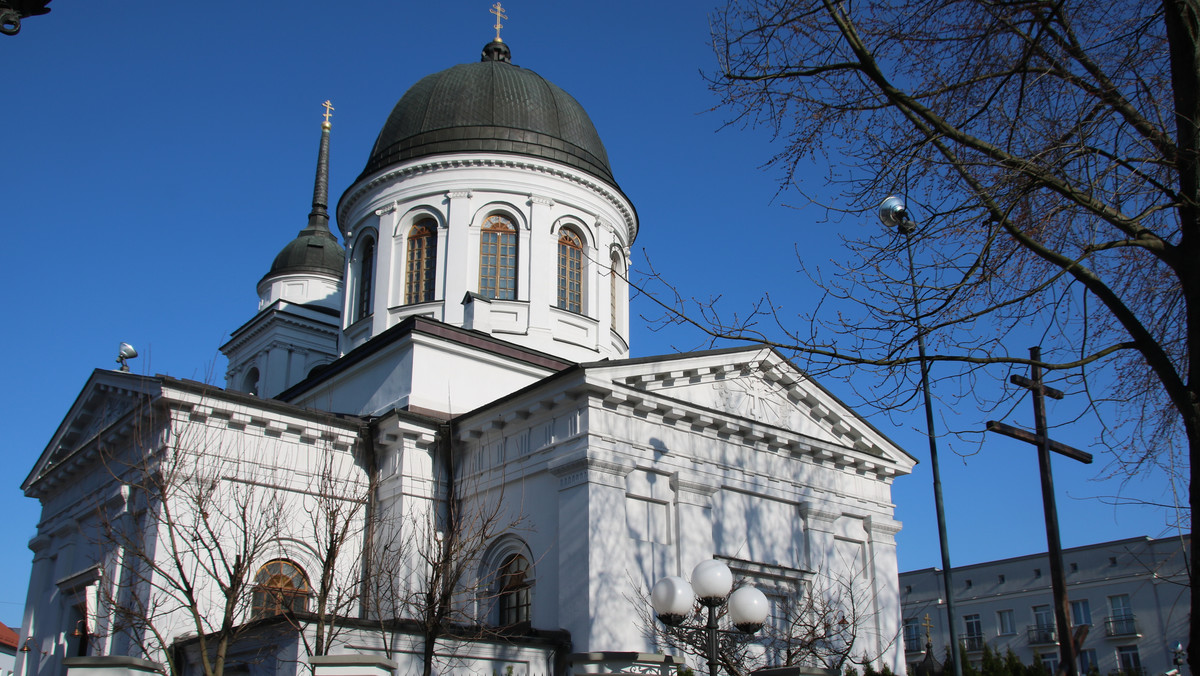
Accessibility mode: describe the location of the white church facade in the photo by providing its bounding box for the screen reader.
[18,34,915,676]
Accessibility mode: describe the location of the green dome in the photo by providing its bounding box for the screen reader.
[266,227,345,279]
[360,41,616,186]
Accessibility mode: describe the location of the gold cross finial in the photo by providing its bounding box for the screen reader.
[490,2,507,42]
[922,613,934,645]
[321,100,335,128]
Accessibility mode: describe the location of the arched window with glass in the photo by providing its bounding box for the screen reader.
[556,228,584,313]
[497,553,531,626]
[250,559,309,619]
[405,219,438,304]
[479,214,517,300]
[355,236,376,322]
[609,250,623,330]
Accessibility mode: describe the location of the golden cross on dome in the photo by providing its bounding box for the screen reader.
[921,613,934,644]
[490,2,507,42]
[322,100,335,125]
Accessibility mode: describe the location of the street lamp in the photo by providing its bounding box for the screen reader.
[878,196,963,676]
[651,559,770,676]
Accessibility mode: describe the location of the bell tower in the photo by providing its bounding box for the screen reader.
[222,103,346,397]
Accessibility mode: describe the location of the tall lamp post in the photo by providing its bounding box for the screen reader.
[879,196,963,676]
[651,559,770,676]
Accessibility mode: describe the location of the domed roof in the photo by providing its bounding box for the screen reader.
[360,41,616,186]
[267,227,344,279]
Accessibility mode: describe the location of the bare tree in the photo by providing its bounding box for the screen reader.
[768,573,895,673]
[287,443,372,665]
[364,429,528,676]
[638,0,1196,662]
[99,411,286,676]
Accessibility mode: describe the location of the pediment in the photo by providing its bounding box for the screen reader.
[23,370,160,493]
[586,347,915,472]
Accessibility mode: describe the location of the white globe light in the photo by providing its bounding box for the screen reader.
[728,585,769,633]
[650,576,694,626]
[690,559,733,606]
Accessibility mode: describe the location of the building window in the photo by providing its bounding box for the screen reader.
[243,368,260,397]
[609,251,621,330]
[1040,652,1060,675]
[480,214,517,300]
[405,219,437,304]
[251,560,309,619]
[1078,649,1098,675]
[1071,598,1092,626]
[997,609,1015,635]
[355,236,376,322]
[963,614,983,651]
[1106,594,1137,636]
[1116,646,1142,675]
[903,618,922,651]
[556,228,583,313]
[497,553,531,626]
[1030,605,1056,643]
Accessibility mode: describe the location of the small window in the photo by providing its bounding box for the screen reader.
[243,368,260,397]
[1078,649,1098,675]
[902,618,922,650]
[497,553,531,626]
[965,579,972,588]
[405,219,438,304]
[1072,599,1092,626]
[479,215,517,300]
[556,228,583,313]
[1116,646,1141,674]
[998,574,1005,584]
[355,236,376,322]
[1034,567,1042,578]
[997,609,1015,635]
[251,560,309,619]
[963,613,982,638]
[610,251,622,330]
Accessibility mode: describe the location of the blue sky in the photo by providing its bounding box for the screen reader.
[0,1,1179,629]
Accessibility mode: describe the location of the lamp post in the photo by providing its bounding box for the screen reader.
[878,196,963,676]
[651,559,770,676]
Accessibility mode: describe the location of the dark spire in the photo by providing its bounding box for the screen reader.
[263,103,345,281]
[304,101,335,237]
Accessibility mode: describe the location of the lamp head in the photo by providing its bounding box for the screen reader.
[116,342,138,372]
[879,195,916,234]
[650,576,694,626]
[691,559,733,607]
[728,585,769,634]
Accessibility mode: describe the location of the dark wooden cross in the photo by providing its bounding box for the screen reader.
[986,346,1091,676]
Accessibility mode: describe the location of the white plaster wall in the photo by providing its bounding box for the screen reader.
[337,154,635,363]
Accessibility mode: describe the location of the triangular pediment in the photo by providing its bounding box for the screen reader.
[583,347,916,472]
[23,370,160,493]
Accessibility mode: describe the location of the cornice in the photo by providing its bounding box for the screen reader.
[339,156,637,243]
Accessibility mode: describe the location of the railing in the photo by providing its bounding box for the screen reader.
[961,635,985,652]
[1027,625,1058,644]
[1104,615,1139,637]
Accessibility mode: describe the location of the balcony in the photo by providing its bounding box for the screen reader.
[1104,615,1140,637]
[961,636,985,652]
[1027,625,1058,645]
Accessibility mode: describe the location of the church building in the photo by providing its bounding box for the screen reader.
[18,29,915,676]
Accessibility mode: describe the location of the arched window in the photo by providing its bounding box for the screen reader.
[405,219,438,304]
[610,251,622,330]
[355,236,376,322]
[250,560,309,619]
[479,215,517,300]
[556,229,583,313]
[243,368,260,397]
[497,553,531,626]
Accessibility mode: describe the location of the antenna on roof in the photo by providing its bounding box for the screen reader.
[116,342,138,372]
